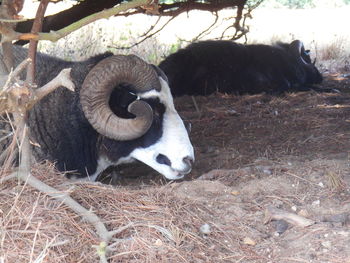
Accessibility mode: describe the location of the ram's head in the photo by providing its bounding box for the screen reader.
[288,40,323,84]
[80,55,194,180]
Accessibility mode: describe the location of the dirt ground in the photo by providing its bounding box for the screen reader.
[2,73,350,262]
[105,72,350,262]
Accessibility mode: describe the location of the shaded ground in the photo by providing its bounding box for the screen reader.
[2,73,350,262]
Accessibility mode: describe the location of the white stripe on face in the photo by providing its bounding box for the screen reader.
[130,77,194,180]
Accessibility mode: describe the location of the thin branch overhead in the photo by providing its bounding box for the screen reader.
[14,0,256,46]
[112,15,178,49]
[112,1,260,49]
[3,0,153,43]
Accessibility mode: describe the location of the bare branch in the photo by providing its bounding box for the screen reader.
[26,0,50,84]
[0,0,24,75]
[264,206,315,228]
[32,68,74,105]
[2,0,152,43]
[15,0,120,45]
[191,12,219,42]
[0,164,122,263]
[157,0,246,17]
[0,58,31,114]
[1,58,31,91]
[113,15,178,50]
[0,17,27,23]
[0,66,74,170]
[226,0,264,41]
[19,169,113,241]
[140,16,162,37]
[113,0,262,49]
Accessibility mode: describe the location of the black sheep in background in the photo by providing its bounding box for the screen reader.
[159,40,324,96]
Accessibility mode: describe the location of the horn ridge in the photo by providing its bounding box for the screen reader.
[80,54,157,141]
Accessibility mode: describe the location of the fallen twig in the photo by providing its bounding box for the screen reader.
[264,206,315,228]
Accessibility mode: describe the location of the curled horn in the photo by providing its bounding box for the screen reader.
[289,40,309,65]
[80,55,161,141]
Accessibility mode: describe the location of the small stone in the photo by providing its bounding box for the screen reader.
[291,206,297,212]
[263,169,272,175]
[154,239,163,246]
[243,237,256,246]
[226,109,239,116]
[274,219,289,234]
[321,241,332,249]
[312,200,320,206]
[200,223,211,235]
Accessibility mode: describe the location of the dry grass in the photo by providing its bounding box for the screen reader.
[0,163,240,262]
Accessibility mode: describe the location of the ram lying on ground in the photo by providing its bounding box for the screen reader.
[0,46,194,181]
[159,40,325,96]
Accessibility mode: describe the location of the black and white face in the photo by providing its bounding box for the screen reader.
[130,76,195,180]
[95,70,194,181]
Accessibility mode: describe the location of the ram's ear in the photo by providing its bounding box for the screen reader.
[151,64,169,83]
